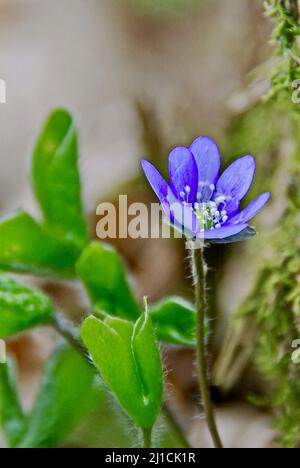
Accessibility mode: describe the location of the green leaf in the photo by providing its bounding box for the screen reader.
[81,312,163,429]
[0,211,81,276]
[132,311,164,422]
[0,110,88,277]
[150,297,198,346]
[0,358,28,447]
[18,343,103,448]
[0,274,54,339]
[77,242,141,320]
[32,109,88,246]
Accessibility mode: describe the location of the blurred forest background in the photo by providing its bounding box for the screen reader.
[1,0,300,448]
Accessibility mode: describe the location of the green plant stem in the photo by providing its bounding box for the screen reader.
[52,314,88,358]
[190,246,223,449]
[142,427,152,448]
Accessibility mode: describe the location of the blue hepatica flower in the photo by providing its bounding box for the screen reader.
[142,136,270,243]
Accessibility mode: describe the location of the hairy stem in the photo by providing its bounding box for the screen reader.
[190,246,223,449]
[52,313,88,358]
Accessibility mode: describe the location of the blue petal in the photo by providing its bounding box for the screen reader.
[168,147,198,203]
[199,223,249,240]
[207,226,256,244]
[190,136,221,201]
[227,192,270,225]
[216,155,256,211]
[167,188,200,237]
[141,160,170,214]
[224,198,240,217]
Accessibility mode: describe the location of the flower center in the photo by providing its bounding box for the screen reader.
[177,184,229,231]
[194,199,228,231]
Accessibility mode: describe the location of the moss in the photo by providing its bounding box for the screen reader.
[234,0,300,448]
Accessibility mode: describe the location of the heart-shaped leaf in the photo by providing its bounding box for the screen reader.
[81,312,163,429]
[0,274,54,339]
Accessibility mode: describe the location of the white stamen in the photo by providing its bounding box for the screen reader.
[180,191,185,199]
[215,196,226,205]
[185,186,191,194]
[192,197,230,232]
[209,184,215,191]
